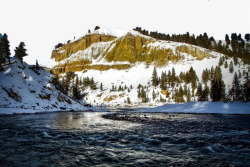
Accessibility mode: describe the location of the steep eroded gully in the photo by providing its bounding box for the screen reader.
[0,111,249,166]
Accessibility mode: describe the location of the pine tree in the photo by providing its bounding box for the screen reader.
[224,61,228,68]
[187,88,191,102]
[14,42,27,62]
[151,67,158,87]
[100,82,103,91]
[0,33,11,68]
[94,26,100,30]
[202,84,209,101]
[245,34,250,42]
[197,83,203,101]
[127,97,131,104]
[137,87,141,98]
[141,88,147,103]
[152,89,156,100]
[90,77,96,90]
[183,84,188,95]
[118,85,122,91]
[72,76,81,99]
[179,86,184,97]
[202,69,209,83]
[111,85,115,92]
[218,57,223,66]
[242,73,250,101]
[210,66,214,80]
[36,60,39,70]
[229,61,234,73]
[229,73,242,101]
[210,77,225,101]
[225,34,230,45]
[172,67,176,82]
[160,71,166,90]
[214,66,222,80]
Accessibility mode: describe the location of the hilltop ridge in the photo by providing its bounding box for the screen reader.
[48,27,249,108]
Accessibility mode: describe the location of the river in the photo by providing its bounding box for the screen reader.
[0,111,249,166]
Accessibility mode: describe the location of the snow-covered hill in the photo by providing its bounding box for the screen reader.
[0,60,90,114]
[49,27,249,108]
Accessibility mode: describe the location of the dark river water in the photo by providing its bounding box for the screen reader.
[0,112,249,167]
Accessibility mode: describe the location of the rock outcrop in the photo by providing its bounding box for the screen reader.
[51,31,215,75]
[51,34,116,62]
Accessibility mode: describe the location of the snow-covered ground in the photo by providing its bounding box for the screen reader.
[75,56,247,108]
[50,27,249,108]
[0,60,98,114]
[138,102,250,114]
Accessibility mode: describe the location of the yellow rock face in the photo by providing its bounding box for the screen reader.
[51,32,214,75]
[104,33,175,66]
[176,45,215,60]
[51,34,116,62]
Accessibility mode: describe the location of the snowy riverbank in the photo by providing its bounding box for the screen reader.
[1,101,249,115]
[0,107,102,115]
[138,102,250,114]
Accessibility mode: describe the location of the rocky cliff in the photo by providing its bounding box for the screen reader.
[51,33,116,62]
[50,29,215,75]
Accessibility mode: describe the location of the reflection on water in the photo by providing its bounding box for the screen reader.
[0,112,249,166]
[46,112,141,132]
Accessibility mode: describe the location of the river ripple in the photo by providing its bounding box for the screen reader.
[0,112,249,166]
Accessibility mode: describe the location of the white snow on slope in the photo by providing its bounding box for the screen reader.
[0,60,95,114]
[138,102,250,114]
[75,55,247,108]
[94,26,128,37]
[50,28,249,108]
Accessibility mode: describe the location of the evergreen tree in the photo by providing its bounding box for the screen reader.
[111,85,115,91]
[179,85,184,97]
[151,67,158,87]
[100,82,103,91]
[202,69,209,83]
[197,83,203,101]
[214,66,222,80]
[160,71,167,90]
[242,73,250,101]
[141,88,147,103]
[224,61,228,68]
[187,88,191,102]
[229,73,242,101]
[36,60,39,70]
[210,66,214,80]
[202,84,209,101]
[229,61,234,73]
[62,76,69,95]
[218,57,223,66]
[152,89,156,100]
[210,77,225,101]
[225,34,230,45]
[118,85,122,91]
[127,97,131,104]
[245,33,250,42]
[90,77,96,90]
[0,33,11,68]
[72,76,81,99]
[183,84,187,95]
[14,42,27,62]
[233,56,238,66]
[94,26,100,30]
